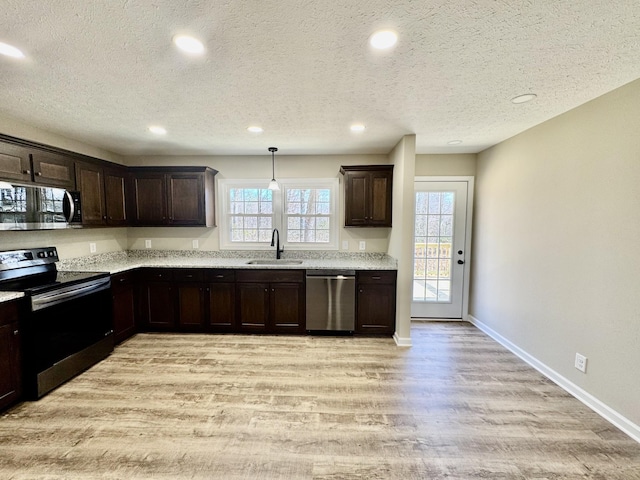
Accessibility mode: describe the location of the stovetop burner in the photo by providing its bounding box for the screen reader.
[0,247,109,295]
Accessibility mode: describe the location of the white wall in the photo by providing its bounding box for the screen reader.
[387,135,416,345]
[415,153,476,177]
[0,112,124,164]
[471,78,640,430]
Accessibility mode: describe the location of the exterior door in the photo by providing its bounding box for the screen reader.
[411,180,472,318]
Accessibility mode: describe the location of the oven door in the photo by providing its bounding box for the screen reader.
[22,277,114,398]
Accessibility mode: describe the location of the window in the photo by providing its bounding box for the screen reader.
[219,178,338,250]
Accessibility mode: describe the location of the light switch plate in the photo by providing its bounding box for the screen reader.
[192,239,199,249]
[89,242,96,253]
[342,240,349,250]
[145,239,152,249]
[359,241,366,251]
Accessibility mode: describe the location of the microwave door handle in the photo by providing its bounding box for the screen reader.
[62,190,75,223]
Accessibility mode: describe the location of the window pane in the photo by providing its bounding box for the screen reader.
[283,184,334,246]
[227,186,274,245]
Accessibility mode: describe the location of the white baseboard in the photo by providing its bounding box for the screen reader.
[393,332,412,347]
[468,315,640,444]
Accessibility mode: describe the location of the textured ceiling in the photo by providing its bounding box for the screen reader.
[1,1,639,156]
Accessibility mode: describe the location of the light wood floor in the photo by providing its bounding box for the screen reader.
[1,322,639,479]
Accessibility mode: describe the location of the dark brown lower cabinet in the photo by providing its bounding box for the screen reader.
[356,270,397,335]
[139,269,176,331]
[174,269,207,332]
[208,282,236,332]
[111,271,137,344]
[0,300,23,411]
[236,269,305,334]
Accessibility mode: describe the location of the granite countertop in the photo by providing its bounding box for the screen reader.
[0,250,397,303]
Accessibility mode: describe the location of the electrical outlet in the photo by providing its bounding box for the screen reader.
[89,242,96,253]
[342,240,349,250]
[575,353,587,373]
[359,241,366,251]
[145,239,152,249]
[192,239,199,249]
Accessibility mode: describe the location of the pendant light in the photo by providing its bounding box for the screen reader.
[267,147,280,191]
[0,181,13,189]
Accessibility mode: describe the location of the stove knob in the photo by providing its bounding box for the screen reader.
[37,251,46,258]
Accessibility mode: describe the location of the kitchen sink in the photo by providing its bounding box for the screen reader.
[246,259,304,265]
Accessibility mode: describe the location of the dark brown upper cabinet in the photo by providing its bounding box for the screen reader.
[129,166,217,227]
[340,165,394,227]
[76,161,129,226]
[0,140,75,189]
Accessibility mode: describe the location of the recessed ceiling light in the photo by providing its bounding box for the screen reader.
[447,140,463,145]
[172,35,205,55]
[148,126,167,135]
[511,93,537,104]
[0,42,25,59]
[247,126,264,133]
[369,30,397,50]
[350,124,366,132]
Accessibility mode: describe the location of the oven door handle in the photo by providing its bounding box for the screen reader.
[31,277,110,311]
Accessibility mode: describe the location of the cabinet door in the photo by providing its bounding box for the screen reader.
[368,170,393,226]
[343,171,369,226]
[356,284,396,335]
[104,168,128,225]
[177,284,207,331]
[30,151,76,189]
[132,173,166,225]
[76,162,106,225]
[237,283,269,332]
[0,142,31,184]
[141,283,175,330]
[112,273,137,344]
[208,283,236,332]
[0,323,21,411]
[167,173,204,225]
[270,283,304,333]
[0,299,22,411]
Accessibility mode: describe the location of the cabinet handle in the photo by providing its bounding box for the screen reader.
[359,289,363,293]
[371,276,381,280]
[35,171,42,176]
[13,329,19,336]
[118,278,126,283]
[23,169,31,175]
[215,275,224,278]
[264,288,268,292]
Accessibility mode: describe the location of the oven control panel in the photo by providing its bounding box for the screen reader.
[0,247,58,270]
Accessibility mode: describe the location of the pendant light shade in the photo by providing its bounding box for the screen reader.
[268,147,280,191]
[0,181,13,189]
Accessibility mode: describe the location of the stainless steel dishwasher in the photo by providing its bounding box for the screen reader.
[306,269,356,334]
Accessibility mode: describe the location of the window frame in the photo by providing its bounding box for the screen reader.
[218,177,339,251]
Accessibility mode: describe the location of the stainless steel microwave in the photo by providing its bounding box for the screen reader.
[0,185,82,230]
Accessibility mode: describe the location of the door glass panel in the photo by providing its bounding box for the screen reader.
[413,191,455,303]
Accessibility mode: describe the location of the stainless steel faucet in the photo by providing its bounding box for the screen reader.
[271,228,284,259]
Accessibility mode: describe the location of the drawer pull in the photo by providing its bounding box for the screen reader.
[371,276,381,280]
[215,275,225,278]
[13,329,19,336]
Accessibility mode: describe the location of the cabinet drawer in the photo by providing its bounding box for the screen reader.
[357,270,397,284]
[139,268,174,282]
[173,269,205,282]
[206,269,235,282]
[111,271,135,287]
[236,269,304,283]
